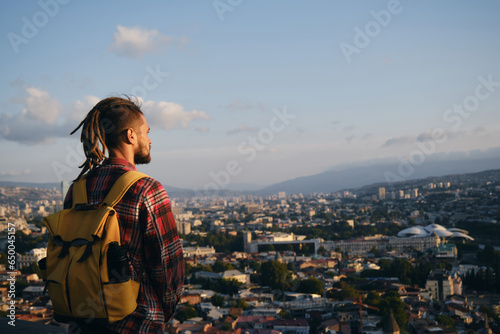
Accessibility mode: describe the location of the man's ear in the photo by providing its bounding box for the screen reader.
[125,128,137,145]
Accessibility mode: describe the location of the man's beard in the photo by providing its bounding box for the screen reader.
[135,140,151,165]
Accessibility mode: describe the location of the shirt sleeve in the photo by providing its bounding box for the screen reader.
[140,180,185,322]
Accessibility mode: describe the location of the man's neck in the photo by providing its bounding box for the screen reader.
[109,148,135,166]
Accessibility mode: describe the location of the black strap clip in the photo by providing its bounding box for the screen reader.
[77,235,99,262]
[53,236,96,260]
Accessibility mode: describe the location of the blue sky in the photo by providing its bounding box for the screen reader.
[1,0,499,190]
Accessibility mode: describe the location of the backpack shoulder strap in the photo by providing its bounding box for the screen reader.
[104,171,149,208]
[72,176,88,207]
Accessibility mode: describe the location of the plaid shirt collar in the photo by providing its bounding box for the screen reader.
[103,157,138,171]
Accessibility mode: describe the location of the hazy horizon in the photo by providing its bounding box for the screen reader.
[2,150,499,195]
[1,1,499,190]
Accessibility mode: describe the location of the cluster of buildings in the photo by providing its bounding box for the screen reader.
[0,171,499,332]
[0,186,61,220]
[169,238,496,334]
[377,182,451,201]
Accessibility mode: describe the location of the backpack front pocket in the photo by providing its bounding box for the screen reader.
[103,280,140,323]
[47,280,71,317]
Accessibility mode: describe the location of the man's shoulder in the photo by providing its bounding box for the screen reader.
[89,166,162,192]
[131,174,167,196]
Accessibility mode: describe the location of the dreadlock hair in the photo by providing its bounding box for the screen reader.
[70,96,144,180]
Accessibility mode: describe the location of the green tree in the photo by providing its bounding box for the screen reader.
[211,294,225,307]
[185,262,193,277]
[436,315,455,330]
[191,264,213,273]
[235,298,249,310]
[175,304,199,323]
[326,281,358,300]
[297,277,324,295]
[368,246,380,257]
[379,291,407,329]
[247,260,261,273]
[12,231,45,254]
[388,258,413,284]
[261,244,275,252]
[20,261,42,276]
[218,278,243,296]
[365,291,381,308]
[261,260,288,290]
[212,261,235,273]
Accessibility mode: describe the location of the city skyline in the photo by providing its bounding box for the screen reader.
[1,1,499,190]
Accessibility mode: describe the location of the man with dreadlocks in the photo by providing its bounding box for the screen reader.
[63,97,184,333]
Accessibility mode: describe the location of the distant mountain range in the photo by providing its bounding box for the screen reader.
[256,156,500,195]
[2,155,499,196]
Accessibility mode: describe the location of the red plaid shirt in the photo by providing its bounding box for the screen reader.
[64,158,184,333]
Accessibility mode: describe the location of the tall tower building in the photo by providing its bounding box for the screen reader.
[378,187,386,200]
[61,181,70,202]
[243,231,252,253]
[425,270,454,301]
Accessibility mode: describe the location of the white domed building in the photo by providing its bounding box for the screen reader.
[397,224,473,241]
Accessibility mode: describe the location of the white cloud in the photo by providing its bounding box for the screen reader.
[0,87,66,144]
[109,25,189,58]
[226,98,254,112]
[0,169,31,177]
[227,124,259,135]
[415,130,435,142]
[0,92,208,145]
[70,95,100,122]
[22,87,62,124]
[381,135,414,147]
[0,111,66,144]
[416,129,464,142]
[142,100,210,130]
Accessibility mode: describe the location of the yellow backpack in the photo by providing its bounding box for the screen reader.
[39,171,147,323]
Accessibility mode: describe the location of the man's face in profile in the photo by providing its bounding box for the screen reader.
[134,114,152,165]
